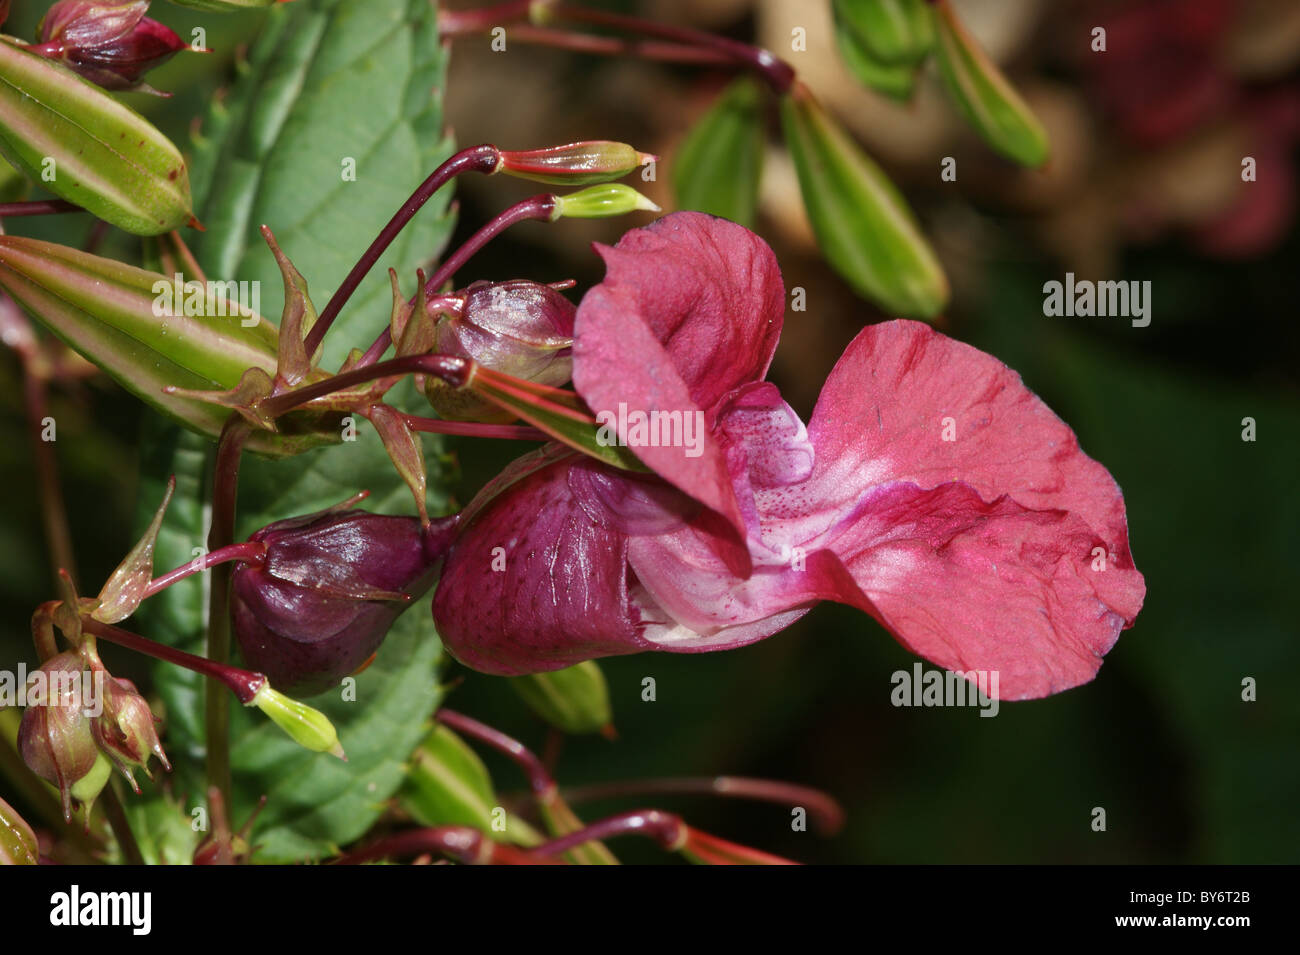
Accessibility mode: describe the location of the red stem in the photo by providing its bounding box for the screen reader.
[142,541,267,600]
[82,618,266,704]
[479,23,732,66]
[401,414,545,441]
[440,1,795,93]
[560,776,846,835]
[0,199,82,217]
[529,808,686,858]
[257,353,471,418]
[303,144,502,357]
[334,826,549,865]
[550,4,794,92]
[436,708,555,796]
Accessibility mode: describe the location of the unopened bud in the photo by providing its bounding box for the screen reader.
[89,673,169,791]
[552,184,660,220]
[35,0,189,94]
[231,508,458,695]
[498,141,657,185]
[247,684,346,760]
[425,279,575,423]
[17,650,104,822]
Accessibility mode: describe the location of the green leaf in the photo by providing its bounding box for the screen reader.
[509,661,612,735]
[833,0,934,66]
[189,0,456,372]
[780,84,948,317]
[672,77,764,226]
[0,38,193,234]
[931,0,1049,167]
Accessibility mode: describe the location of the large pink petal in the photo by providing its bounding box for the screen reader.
[574,212,785,412]
[817,481,1143,698]
[576,281,747,544]
[432,455,653,675]
[801,320,1138,564]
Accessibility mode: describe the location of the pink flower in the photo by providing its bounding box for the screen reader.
[432,212,1145,699]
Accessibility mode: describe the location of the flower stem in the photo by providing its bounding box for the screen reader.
[142,541,266,600]
[205,417,252,806]
[529,808,687,858]
[473,23,731,66]
[16,332,77,590]
[401,414,545,441]
[304,144,503,357]
[0,199,82,217]
[82,618,266,704]
[333,826,546,865]
[439,1,796,93]
[436,708,554,796]
[560,776,846,835]
[550,4,795,93]
[258,354,471,419]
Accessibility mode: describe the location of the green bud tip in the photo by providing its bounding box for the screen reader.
[552,184,661,220]
[247,683,346,760]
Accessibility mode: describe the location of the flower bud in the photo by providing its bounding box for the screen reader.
[425,279,576,423]
[89,674,169,791]
[508,661,612,735]
[552,184,661,220]
[498,141,657,185]
[35,1,189,94]
[247,684,345,759]
[231,508,459,696]
[16,650,103,822]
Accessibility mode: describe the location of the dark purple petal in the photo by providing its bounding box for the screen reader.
[432,456,652,675]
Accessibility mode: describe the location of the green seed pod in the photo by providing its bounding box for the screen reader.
[508,661,612,735]
[780,83,948,318]
[931,0,1049,167]
[672,77,765,226]
[0,37,194,234]
[0,236,336,456]
[833,0,934,66]
[0,795,40,865]
[399,724,538,846]
[832,4,920,101]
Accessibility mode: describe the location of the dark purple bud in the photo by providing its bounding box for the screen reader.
[35,1,188,94]
[17,650,109,822]
[231,508,459,696]
[89,673,169,792]
[426,279,576,422]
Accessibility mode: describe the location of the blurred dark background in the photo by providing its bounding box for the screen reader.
[1,0,1297,862]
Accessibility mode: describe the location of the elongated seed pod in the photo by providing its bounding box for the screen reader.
[0,37,193,234]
